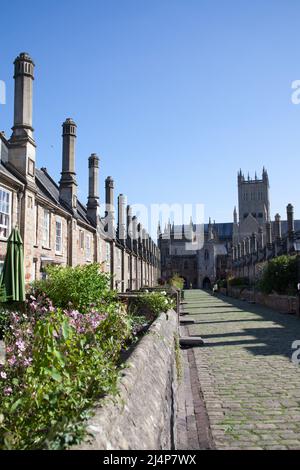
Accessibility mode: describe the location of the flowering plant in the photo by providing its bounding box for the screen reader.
[129,291,175,321]
[0,266,131,450]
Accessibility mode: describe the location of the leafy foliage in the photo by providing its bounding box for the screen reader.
[0,302,131,449]
[0,264,132,450]
[129,291,175,321]
[228,276,249,287]
[258,255,298,295]
[32,263,115,313]
[0,307,11,338]
[168,274,185,290]
[217,279,228,289]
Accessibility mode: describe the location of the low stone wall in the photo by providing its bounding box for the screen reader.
[227,287,299,315]
[74,309,178,450]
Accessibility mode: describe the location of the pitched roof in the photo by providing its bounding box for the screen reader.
[0,161,24,186]
[35,168,92,226]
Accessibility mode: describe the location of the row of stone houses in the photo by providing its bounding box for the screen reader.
[232,203,300,281]
[0,52,160,291]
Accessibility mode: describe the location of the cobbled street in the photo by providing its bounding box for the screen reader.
[178,290,300,450]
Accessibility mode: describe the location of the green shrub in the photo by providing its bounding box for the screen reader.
[0,307,10,338]
[258,255,297,295]
[32,263,114,312]
[168,274,185,290]
[218,279,227,289]
[129,291,175,321]
[228,277,249,287]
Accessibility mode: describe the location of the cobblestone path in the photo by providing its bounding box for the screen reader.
[178,290,300,450]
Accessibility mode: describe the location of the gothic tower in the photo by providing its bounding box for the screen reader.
[237,168,270,225]
[235,168,270,242]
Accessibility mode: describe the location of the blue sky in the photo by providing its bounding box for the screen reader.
[1,0,300,234]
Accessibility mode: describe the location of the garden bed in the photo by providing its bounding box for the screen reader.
[0,264,176,450]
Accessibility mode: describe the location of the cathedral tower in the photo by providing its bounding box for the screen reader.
[237,168,270,225]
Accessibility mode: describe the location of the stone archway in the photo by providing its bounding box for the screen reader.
[202,277,211,290]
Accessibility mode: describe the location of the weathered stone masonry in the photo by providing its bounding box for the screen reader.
[74,309,178,450]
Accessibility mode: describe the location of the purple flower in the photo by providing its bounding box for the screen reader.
[16,340,26,352]
[23,357,32,367]
[4,387,12,396]
[7,356,16,366]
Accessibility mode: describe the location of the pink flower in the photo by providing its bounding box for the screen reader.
[4,387,12,396]
[30,302,38,312]
[0,372,7,379]
[23,358,32,367]
[16,340,26,352]
[7,356,16,366]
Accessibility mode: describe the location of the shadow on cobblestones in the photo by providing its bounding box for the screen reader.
[180,290,300,450]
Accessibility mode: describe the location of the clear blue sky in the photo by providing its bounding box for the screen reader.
[1,0,300,233]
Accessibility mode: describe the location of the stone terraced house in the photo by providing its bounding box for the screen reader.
[0,53,160,291]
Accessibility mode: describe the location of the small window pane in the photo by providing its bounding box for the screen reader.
[56,219,62,253]
[0,187,11,238]
[43,210,50,247]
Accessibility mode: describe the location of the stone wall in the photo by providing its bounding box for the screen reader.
[227,286,299,315]
[74,309,178,450]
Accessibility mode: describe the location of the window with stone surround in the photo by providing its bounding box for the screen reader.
[79,230,84,250]
[31,259,37,282]
[106,242,110,270]
[55,218,62,254]
[86,233,91,261]
[0,186,11,239]
[43,209,50,248]
[34,204,38,246]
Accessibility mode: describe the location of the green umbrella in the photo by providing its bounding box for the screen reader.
[0,227,25,303]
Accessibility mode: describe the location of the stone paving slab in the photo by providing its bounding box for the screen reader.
[182,290,300,450]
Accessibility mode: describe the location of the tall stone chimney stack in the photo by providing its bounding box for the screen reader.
[105,176,115,237]
[9,52,36,180]
[274,213,282,240]
[12,53,35,140]
[59,118,77,211]
[127,205,133,249]
[132,216,138,253]
[266,221,272,246]
[87,153,100,226]
[118,194,127,244]
[287,204,295,237]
